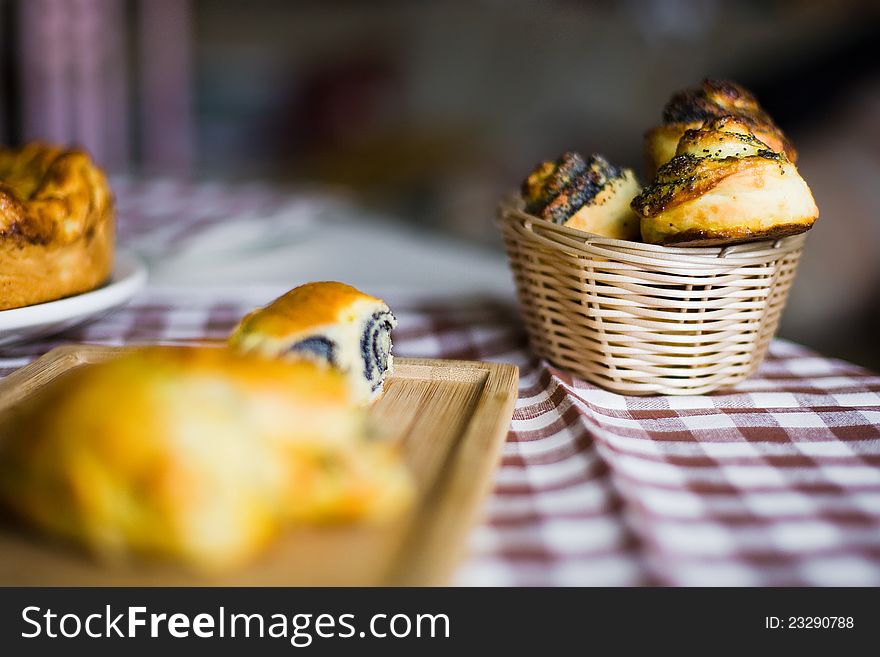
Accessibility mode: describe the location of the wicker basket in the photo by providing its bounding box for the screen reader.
[498,197,806,395]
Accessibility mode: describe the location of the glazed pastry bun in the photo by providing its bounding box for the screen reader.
[521,151,641,241]
[0,347,413,571]
[632,117,818,246]
[644,79,796,177]
[0,142,114,310]
[230,282,397,404]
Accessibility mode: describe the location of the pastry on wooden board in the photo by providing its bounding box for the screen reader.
[0,347,413,571]
[230,281,397,404]
[0,143,114,310]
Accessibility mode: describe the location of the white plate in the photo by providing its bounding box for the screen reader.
[0,249,147,347]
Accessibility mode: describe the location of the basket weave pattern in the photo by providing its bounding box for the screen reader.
[498,200,805,395]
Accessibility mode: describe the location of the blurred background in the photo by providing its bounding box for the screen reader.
[0,0,878,369]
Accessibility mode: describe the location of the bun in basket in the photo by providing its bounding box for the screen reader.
[0,143,115,310]
[521,152,641,241]
[632,117,818,246]
[644,79,796,177]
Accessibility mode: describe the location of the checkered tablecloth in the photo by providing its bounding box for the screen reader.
[2,180,879,586]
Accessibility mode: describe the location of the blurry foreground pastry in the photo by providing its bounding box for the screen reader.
[230,282,397,403]
[0,143,114,310]
[521,152,641,241]
[0,347,413,570]
[632,117,818,246]
[644,79,796,177]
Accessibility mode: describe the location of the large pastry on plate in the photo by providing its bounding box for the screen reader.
[632,116,818,246]
[644,79,796,177]
[0,143,115,310]
[230,281,397,404]
[0,347,413,570]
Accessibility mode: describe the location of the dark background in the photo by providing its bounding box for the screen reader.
[1,0,878,369]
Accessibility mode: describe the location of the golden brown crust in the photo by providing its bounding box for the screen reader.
[662,80,776,126]
[656,222,813,247]
[644,79,796,177]
[633,117,818,247]
[231,281,386,341]
[636,119,782,217]
[0,347,413,570]
[0,143,115,310]
[643,124,691,182]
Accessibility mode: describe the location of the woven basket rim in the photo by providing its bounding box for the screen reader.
[498,194,808,261]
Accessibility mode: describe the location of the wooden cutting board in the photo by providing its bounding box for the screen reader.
[0,345,518,586]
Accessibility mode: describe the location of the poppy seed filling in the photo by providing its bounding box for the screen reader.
[361,311,395,391]
[288,336,338,367]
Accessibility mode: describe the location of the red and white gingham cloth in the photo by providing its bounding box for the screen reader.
[1,180,878,586]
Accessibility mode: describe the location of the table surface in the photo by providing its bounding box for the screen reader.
[1,178,878,586]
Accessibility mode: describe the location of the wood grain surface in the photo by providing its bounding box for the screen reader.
[0,345,518,586]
